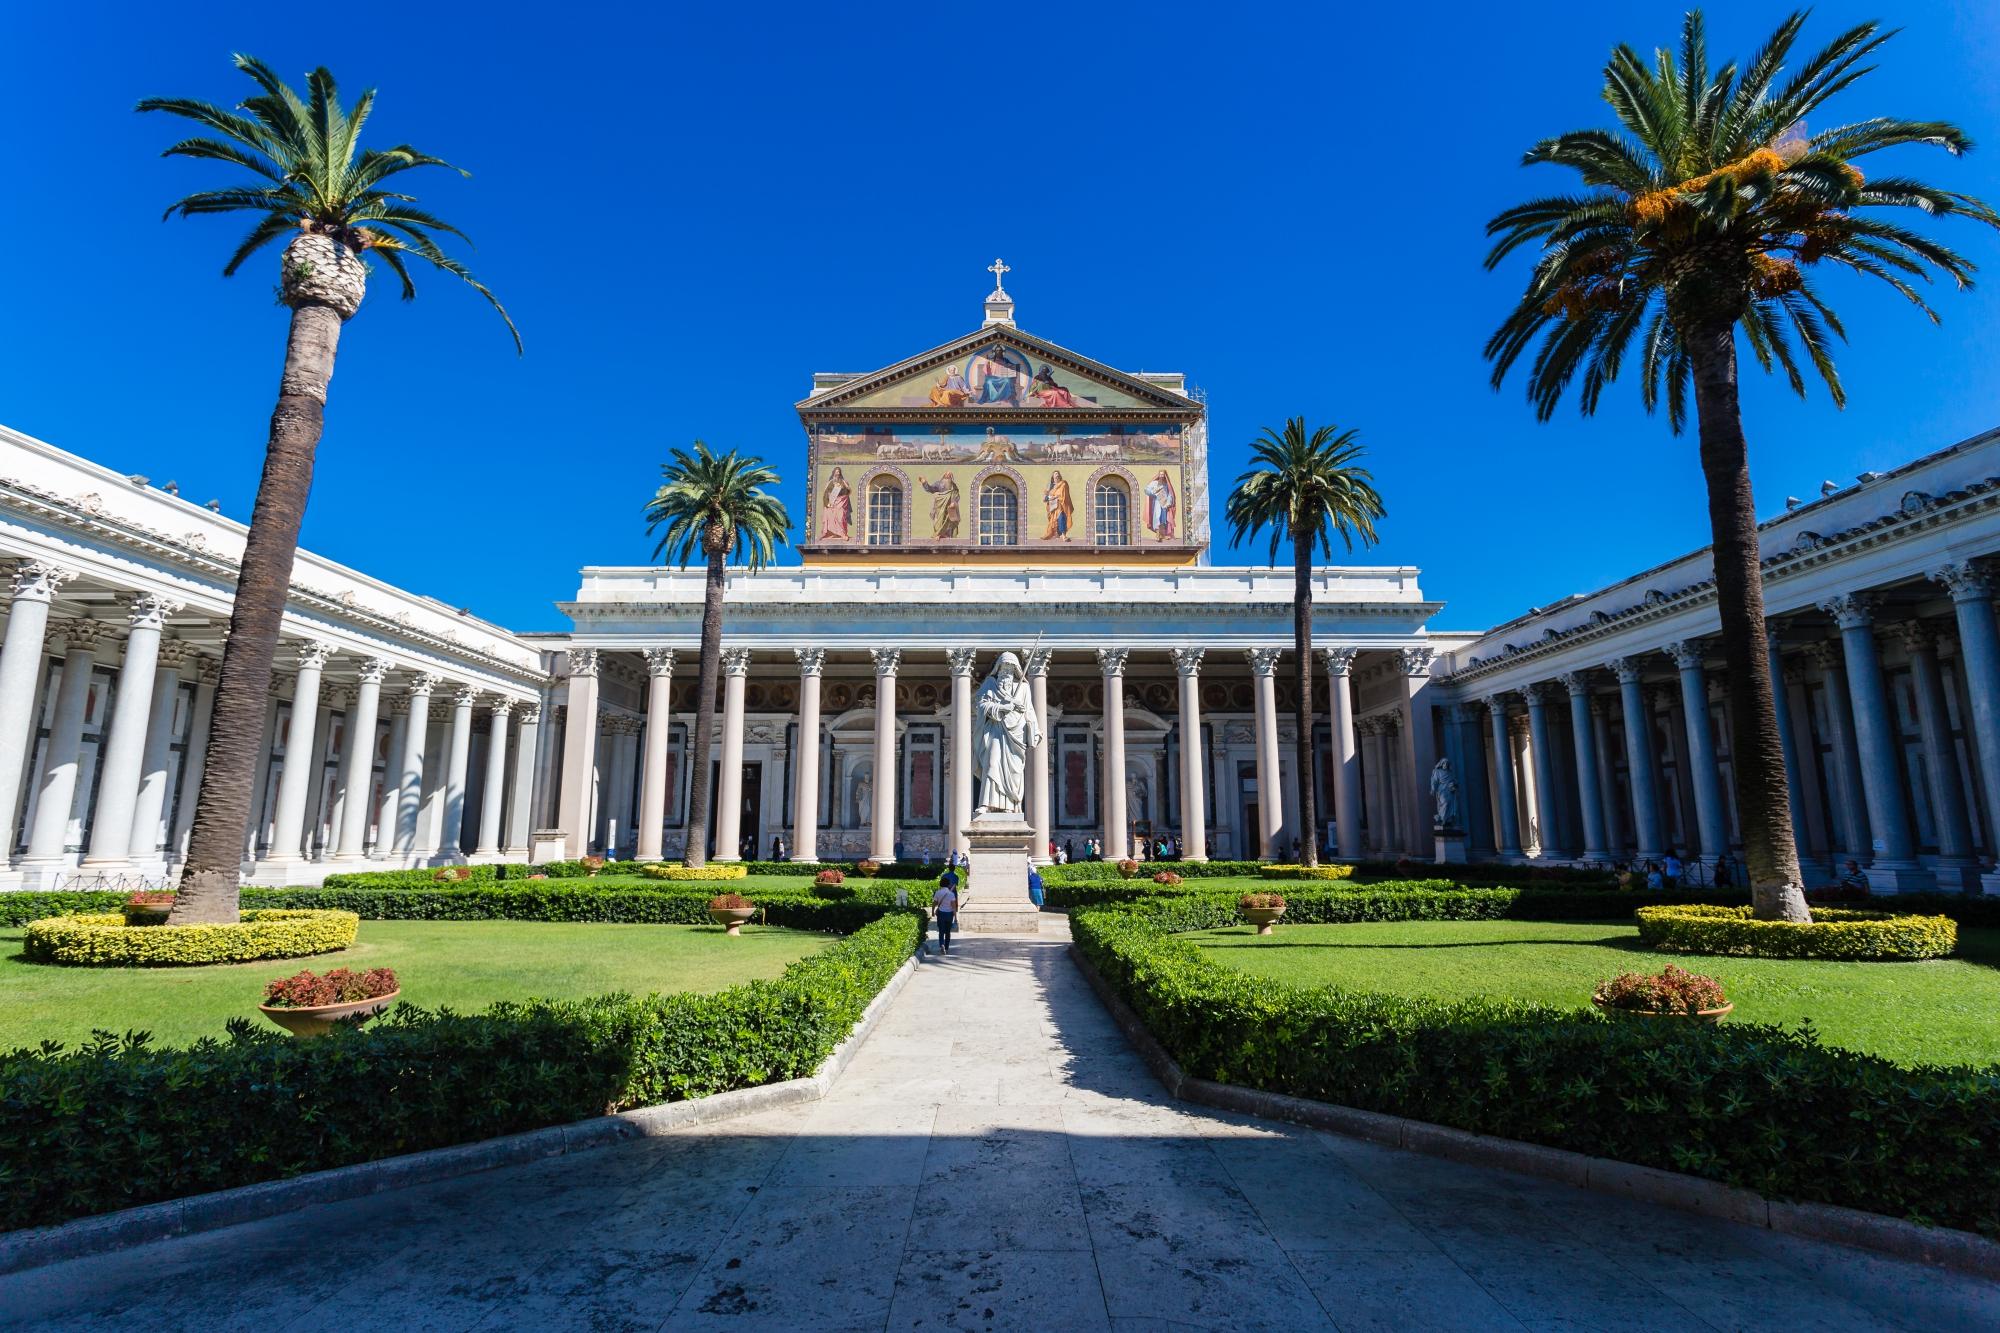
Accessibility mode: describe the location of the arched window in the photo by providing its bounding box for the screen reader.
[1094,479,1131,546]
[867,479,903,546]
[978,479,1018,546]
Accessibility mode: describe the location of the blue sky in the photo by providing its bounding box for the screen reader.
[4,2,1998,633]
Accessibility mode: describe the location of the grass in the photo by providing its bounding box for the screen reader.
[0,920,832,1051]
[1186,918,2000,1069]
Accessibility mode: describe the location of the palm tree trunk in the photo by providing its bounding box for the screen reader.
[1292,528,1320,867]
[681,545,726,867]
[170,298,345,924]
[1685,324,1810,922]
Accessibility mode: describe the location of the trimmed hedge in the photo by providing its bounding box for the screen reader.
[1635,904,1958,961]
[1044,860,1265,884]
[23,910,359,967]
[1073,900,2000,1237]
[0,909,921,1232]
[1259,864,1357,881]
[639,863,748,881]
[233,886,909,932]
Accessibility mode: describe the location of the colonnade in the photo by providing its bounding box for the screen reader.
[0,560,540,885]
[556,641,1434,864]
[1459,561,2000,891]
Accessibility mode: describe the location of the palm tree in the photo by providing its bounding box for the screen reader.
[143,56,518,925]
[1226,419,1386,867]
[645,443,791,866]
[1484,11,1997,922]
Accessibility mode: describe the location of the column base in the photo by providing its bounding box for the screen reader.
[1433,832,1468,864]
[1929,858,1985,893]
[1980,868,2000,896]
[13,856,79,890]
[245,857,336,887]
[1862,861,1939,894]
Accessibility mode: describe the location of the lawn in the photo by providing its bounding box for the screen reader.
[1186,918,2000,1069]
[0,920,832,1051]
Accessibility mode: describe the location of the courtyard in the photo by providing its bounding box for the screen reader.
[0,919,830,1050]
[1186,918,2000,1068]
[4,925,1993,1330]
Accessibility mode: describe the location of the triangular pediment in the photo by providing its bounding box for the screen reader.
[797,326,1198,416]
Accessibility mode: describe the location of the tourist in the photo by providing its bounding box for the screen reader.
[1713,853,1736,888]
[894,837,906,863]
[1027,865,1045,908]
[932,869,960,955]
[1662,851,1684,888]
[771,834,786,862]
[1840,858,1869,892]
[1644,861,1663,891]
[1063,838,1076,863]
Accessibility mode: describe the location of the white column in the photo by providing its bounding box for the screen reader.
[1394,647,1439,855]
[1520,682,1564,859]
[439,683,478,859]
[81,596,182,868]
[507,703,541,855]
[129,638,194,867]
[171,657,218,859]
[262,641,335,865]
[792,648,825,861]
[1322,647,1361,859]
[1025,648,1053,863]
[1932,561,2000,886]
[0,562,75,854]
[1558,672,1611,861]
[948,647,977,845]
[23,620,106,866]
[556,649,599,856]
[393,674,438,856]
[1609,656,1666,860]
[869,647,901,861]
[416,710,447,855]
[1171,648,1207,861]
[635,648,676,862]
[332,658,387,861]
[713,647,751,861]
[1822,593,1933,890]
[1246,647,1281,859]
[1896,622,1978,888]
[1485,698,1524,858]
[1664,641,1730,864]
[1099,648,1132,859]
[475,698,512,858]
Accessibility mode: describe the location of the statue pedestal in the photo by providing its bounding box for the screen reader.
[959,814,1041,934]
[1434,828,1468,865]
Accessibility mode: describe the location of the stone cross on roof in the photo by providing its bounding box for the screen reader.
[987,257,1011,294]
[983,259,1016,328]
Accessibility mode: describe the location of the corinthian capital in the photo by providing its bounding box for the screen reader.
[946,647,979,677]
[1022,647,1053,678]
[1244,647,1282,678]
[870,647,902,676]
[1931,560,1996,601]
[794,647,827,677]
[1663,640,1705,672]
[1395,645,1436,678]
[722,646,753,676]
[644,647,677,677]
[1605,656,1644,685]
[1321,646,1359,677]
[1819,593,1876,630]
[565,647,599,679]
[1555,670,1594,698]
[125,593,184,632]
[1098,647,1132,677]
[293,640,336,672]
[9,561,77,602]
[1169,647,1205,678]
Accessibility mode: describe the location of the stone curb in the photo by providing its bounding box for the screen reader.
[0,952,920,1277]
[1066,942,2000,1282]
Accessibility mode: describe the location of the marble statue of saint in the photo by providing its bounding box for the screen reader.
[972,651,1043,817]
[1429,757,1458,829]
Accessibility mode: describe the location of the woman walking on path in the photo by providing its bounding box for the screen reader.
[932,870,960,955]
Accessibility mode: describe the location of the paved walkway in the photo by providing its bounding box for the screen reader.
[6,923,1996,1330]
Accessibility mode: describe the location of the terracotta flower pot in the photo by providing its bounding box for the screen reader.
[708,906,756,936]
[1242,905,1287,936]
[1591,998,1733,1025]
[259,990,401,1037]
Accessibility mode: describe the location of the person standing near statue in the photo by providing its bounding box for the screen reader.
[933,867,960,955]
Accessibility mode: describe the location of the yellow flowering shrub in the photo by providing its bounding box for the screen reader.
[24,910,360,967]
[1257,864,1356,881]
[639,863,748,881]
[1634,904,1955,961]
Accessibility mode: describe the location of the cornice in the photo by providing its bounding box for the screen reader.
[1439,474,2000,687]
[558,599,1442,624]
[0,476,548,688]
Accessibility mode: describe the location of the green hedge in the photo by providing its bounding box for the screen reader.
[1635,904,1958,960]
[23,910,360,966]
[1072,900,2000,1237]
[0,909,921,1232]
[1043,860,1266,884]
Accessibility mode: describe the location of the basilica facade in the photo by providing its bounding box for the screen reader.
[1,274,1998,891]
